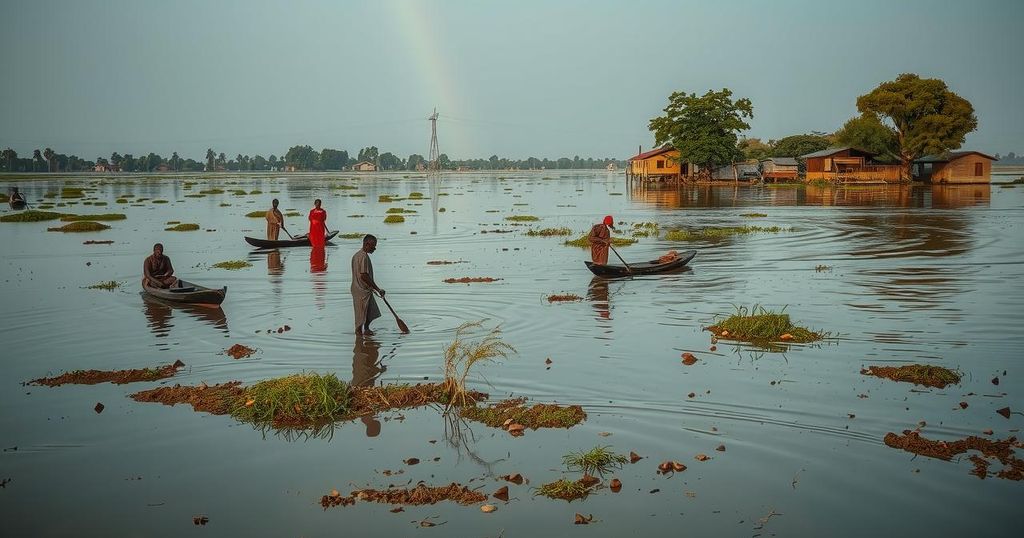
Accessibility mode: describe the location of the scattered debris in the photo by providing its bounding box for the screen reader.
[94,402,104,414]
[681,353,697,365]
[574,513,593,525]
[884,430,1023,481]
[224,344,256,360]
[480,504,497,513]
[546,294,583,302]
[443,277,502,284]
[320,482,487,509]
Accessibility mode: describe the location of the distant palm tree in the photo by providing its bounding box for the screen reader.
[206,149,215,171]
[32,149,43,172]
[1,148,16,171]
[43,148,55,172]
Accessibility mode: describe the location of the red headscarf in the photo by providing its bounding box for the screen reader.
[603,215,614,226]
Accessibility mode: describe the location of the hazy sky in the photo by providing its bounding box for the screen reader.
[2,0,1022,160]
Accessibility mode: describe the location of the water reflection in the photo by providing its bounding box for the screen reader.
[141,295,229,338]
[267,249,283,275]
[587,276,611,320]
[310,246,328,309]
[631,183,992,209]
[352,336,385,437]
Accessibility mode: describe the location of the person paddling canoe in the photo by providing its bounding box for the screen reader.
[587,215,614,265]
[143,243,178,289]
[265,198,284,240]
[351,234,384,335]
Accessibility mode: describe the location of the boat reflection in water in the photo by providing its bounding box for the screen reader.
[141,294,229,338]
[352,335,386,437]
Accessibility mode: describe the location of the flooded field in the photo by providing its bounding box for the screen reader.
[1,171,1022,536]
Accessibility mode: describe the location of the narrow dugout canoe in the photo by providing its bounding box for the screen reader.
[585,250,696,277]
[141,279,227,306]
[244,230,339,248]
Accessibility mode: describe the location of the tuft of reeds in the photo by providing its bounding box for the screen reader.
[526,227,572,237]
[230,373,349,427]
[165,223,200,231]
[562,446,628,477]
[709,305,822,343]
[442,321,516,409]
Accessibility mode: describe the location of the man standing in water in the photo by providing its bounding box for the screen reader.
[265,198,284,240]
[143,243,178,289]
[587,215,614,265]
[351,234,384,335]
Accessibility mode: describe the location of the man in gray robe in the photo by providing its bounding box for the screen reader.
[351,234,384,335]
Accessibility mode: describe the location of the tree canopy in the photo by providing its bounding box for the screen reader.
[856,73,977,177]
[834,114,899,162]
[648,88,753,177]
[771,134,832,158]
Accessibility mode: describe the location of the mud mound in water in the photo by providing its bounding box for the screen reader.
[225,344,256,359]
[861,364,961,389]
[131,381,245,415]
[30,360,185,387]
[884,430,1023,481]
[320,482,487,509]
[460,397,586,432]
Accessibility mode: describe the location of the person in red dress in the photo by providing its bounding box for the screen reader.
[308,198,328,248]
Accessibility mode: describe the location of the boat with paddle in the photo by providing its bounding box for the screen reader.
[244,230,339,249]
[141,279,226,307]
[586,249,696,277]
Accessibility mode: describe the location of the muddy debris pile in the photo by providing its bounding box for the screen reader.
[884,430,1023,481]
[546,294,583,303]
[861,364,961,389]
[30,360,186,387]
[320,482,487,509]
[131,381,245,415]
[460,397,587,435]
[443,277,502,284]
[224,344,256,360]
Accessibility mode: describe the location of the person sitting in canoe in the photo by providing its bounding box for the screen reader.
[265,198,284,240]
[587,215,614,265]
[9,187,25,204]
[143,243,178,289]
[308,198,328,248]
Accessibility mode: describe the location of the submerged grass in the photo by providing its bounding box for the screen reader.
[1,210,62,223]
[708,305,823,343]
[386,207,416,214]
[564,234,636,248]
[87,280,121,290]
[665,225,790,241]
[165,223,200,231]
[212,260,253,270]
[861,364,962,389]
[535,479,593,501]
[563,446,628,476]
[48,221,110,232]
[229,373,349,428]
[60,213,126,222]
[384,215,405,223]
[526,227,572,237]
[505,215,540,222]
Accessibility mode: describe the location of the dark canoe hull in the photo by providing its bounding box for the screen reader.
[585,250,697,277]
[244,230,339,248]
[141,279,226,306]
[9,200,26,210]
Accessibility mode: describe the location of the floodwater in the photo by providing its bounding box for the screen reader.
[1,171,1022,536]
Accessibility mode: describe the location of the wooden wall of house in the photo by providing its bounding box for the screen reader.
[629,151,682,177]
[930,155,992,183]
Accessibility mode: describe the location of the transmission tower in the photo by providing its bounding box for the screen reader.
[427,107,440,173]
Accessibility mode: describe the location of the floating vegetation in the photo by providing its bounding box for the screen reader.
[165,223,200,231]
[740,212,768,218]
[535,478,595,501]
[348,214,365,218]
[442,321,516,408]
[166,220,180,225]
[707,305,823,343]
[219,203,231,207]
[815,264,832,272]
[505,215,540,222]
[408,192,424,199]
[184,194,206,198]
[1,210,62,223]
[665,225,790,241]
[212,260,253,270]
[87,280,121,291]
[199,189,225,195]
[386,207,416,214]
[59,213,126,222]
[884,430,1023,481]
[115,198,129,204]
[631,222,659,238]
[426,260,466,265]
[563,446,628,477]
[384,215,405,223]
[338,233,364,239]
[83,240,114,245]
[461,397,586,431]
[564,234,636,248]
[444,277,501,284]
[29,360,185,387]
[547,294,583,302]
[245,211,266,218]
[230,373,348,428]
[48,221,110,232]
[860,364,961,389]
[320,483,487,509]
[526,227,572,237]
[378,194,400,202]
[60,188,86,198]
[284,211,301,217]
[330,184,357,190]
[151,199,169,204]
[249,190,262,195]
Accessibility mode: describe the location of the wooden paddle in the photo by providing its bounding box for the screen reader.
[279,223,295,240]
[609,244,633,275]
[377,291,410,334]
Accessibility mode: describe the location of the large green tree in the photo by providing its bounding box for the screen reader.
[834,114,898,162]
[648,88,753,179]
[285,145,318,170]
[856,73,977,179]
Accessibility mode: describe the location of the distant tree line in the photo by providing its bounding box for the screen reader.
[0,144,626,173]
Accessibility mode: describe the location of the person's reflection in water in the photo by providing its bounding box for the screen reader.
[587,276,611,320]
[142,299,173,337]
[353,335,385,437]
[267,249,283,276]
[310,246,328,309]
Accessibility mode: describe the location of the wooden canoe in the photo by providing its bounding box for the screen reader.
[244,230,339,248]
[141,279,226,306]
[585,250,696,277]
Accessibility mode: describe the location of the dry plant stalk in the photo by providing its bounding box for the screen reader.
[442,320,516,410]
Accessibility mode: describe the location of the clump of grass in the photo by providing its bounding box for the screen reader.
[505,215,540,222]
[249,190,262,195]
[115,198,129,204]
[59,213,126,222]
[460,397,585,429]
[229,373,349,428]
[708,305,823,343]
[61,188,86,198]
[384,215,405,224]
[409,192,424,198]
[564,234,636,248]
[386,207,416,214]
[212,260,253,270]
[740,212,768,218]
[631,222,659,237]
[1,210,63,223]
[87,280,121,290]
[563,446,628,477]
[151,199,169,203]
[443,321,516,408]
[526,227,572,237]
[245,211,266,218]
[165,223,200,231]
[378,194,401,202]
[48,221,110,232]
[535,479,593,501]
[199,188,225,195]
[339,232,363,239]
[665,225,790,241]
[861,364,961,389]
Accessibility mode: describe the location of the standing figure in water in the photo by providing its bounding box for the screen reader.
[351,235,384,335]
[265,198,284,240]
[308,198,327,248]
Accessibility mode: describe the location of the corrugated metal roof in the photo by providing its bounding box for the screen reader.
[760,157,798,166]
[915,151,998,163]
[798,147,855,159]
[629,146,675,161]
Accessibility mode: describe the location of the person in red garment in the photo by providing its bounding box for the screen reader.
[308,198,328,248]
[587,215,614,265]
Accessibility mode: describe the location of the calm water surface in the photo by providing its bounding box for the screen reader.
[1,171,1022,536]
